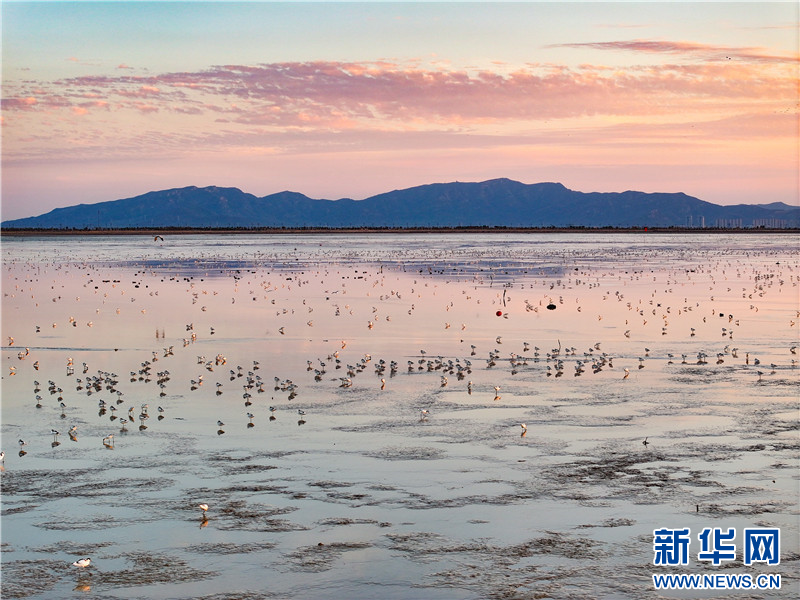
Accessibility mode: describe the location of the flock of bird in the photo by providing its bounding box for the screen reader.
[2,239,797,574]
[5,305,794,461]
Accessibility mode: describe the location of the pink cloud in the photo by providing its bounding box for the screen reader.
[117,84,163,98]
[548,39,799,64]
[1,96,38,109]
[3,51,794,129]
[131,103,159,114]
[2,46,794,206]
[174,106,203,115]
[77,99,110,111]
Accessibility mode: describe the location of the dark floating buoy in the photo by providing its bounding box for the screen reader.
[546,303,557,310]
[496,310,503,317]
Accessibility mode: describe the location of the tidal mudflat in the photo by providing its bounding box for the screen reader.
[1,232,798,599]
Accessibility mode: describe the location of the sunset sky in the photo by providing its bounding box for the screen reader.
[2,1,798,221]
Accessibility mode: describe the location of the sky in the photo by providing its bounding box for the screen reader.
[1,1,798,221]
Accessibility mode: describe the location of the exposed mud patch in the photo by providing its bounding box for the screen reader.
[316,517,380,527]
[185,541,276,555]
[0,559,69,599]
[194,593,279,600]
[32,540,116,555]
[287,541,372,572]
[386,532,492,562]
[506,532,604,560]
[367,446,447,461]
[3,469,174,500]
[576,518,636,528]
[0,468,97,496]
[36,513,139,531]
[223,464,279,474]
[92,551,217,587]
[309,480,354,488]
[704,500,793,516]
[203,499,306,532]
[1,505,37,516]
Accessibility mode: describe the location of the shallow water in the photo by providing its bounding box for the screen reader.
[2,232,798,599]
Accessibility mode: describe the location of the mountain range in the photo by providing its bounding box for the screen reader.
[2,178,798,229]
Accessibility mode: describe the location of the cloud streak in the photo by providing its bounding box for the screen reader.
[548,39,800,64]
[3,51,795,131]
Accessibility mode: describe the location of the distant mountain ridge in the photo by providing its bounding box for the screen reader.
[2,178,798,229]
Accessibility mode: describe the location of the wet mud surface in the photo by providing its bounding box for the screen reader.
[2,233,798,599]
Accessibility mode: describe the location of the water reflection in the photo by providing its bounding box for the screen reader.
[1,233,797,599]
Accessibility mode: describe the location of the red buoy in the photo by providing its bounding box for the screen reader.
[496,310,503,317]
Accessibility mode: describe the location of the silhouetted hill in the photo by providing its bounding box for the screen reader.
[2,179,798,229]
